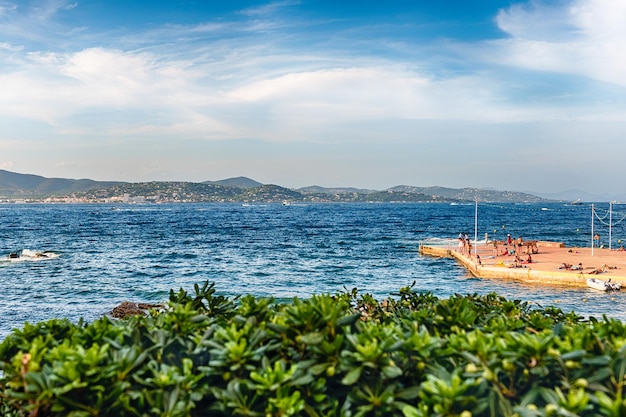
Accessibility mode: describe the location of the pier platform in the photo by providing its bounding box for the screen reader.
[419,240,626,288]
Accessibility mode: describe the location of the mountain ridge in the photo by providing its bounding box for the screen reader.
[0,169,552,203]
[0,169,123,197]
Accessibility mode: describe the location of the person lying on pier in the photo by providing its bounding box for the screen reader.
[589,264,618,274]
[521,254,532,264]
[559,263,572,270]
[588,265,607,275]
[570,263,583,271]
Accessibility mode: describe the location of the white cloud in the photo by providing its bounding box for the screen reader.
[0,2,17,16]
[0,47,210,124]
[226,65,582,140]
[1,37,617,147]
[0,41,21,51]
[239,0,301,17]
[27,51,60,64]
[31,0,76,20]
[494,0,626,87]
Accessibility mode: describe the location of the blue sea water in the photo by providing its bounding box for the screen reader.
[1,201,625,340]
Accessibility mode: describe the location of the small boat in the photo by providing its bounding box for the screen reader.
[570,199,583,206]
[586,277,622,291]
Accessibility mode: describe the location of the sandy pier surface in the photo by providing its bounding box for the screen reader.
[420,240,626,289]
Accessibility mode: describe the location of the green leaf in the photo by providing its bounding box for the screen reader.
[336,313,361,327]
[341,366,363,385]
[402,404,420,417]
[396,385,421,400]
[382,364,403,379]
[299,332,325,345]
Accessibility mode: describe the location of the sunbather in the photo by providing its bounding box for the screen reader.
[589,266,606,275]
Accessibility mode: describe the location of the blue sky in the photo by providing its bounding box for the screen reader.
[1,0,625,196]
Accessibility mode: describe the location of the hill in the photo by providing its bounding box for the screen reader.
[0,169,550,203]
[298,185,376,195]
[204,176,263,189]
[389,185,544,203]
[0,169,123,198]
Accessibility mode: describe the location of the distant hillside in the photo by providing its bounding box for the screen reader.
[298,185,376,194]
[205,176,262,189]
[534,189,626,203]
[0,169,123,198]
[389,185,545,203]
[0,169,551,203]
[238,184,304,202]
[79,181,243,202]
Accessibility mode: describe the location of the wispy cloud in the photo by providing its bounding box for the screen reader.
[0,1,17,16]
[239,0,301,17]
[0,41,21,51]
[0,0,82,49]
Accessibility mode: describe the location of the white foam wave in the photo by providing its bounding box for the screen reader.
[1,250,60,262]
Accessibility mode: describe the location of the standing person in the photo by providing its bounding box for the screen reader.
[594,234,601,248]
[506,234,512,246]
[484,233,489,245]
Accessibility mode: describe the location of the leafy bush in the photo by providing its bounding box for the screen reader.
[1,281,626,416]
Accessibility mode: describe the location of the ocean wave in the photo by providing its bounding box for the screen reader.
[1,249,60,262]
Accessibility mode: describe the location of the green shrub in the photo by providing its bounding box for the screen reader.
[1,281,625,416]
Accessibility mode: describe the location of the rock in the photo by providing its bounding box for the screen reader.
[110,301,163,319]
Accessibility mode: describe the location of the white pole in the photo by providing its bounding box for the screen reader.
[609,201,613,250]
[474,198,478,256]
[591,203,594,256]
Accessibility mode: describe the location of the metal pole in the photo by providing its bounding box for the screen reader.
[609,201,613,250]
[591,203,594,256]
[474,199,478,256]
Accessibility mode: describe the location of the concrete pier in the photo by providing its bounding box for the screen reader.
[419,240,626,288]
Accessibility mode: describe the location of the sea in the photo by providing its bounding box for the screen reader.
[1,201,625,340]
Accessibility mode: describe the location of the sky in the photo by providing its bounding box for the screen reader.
[1,0,625,195]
